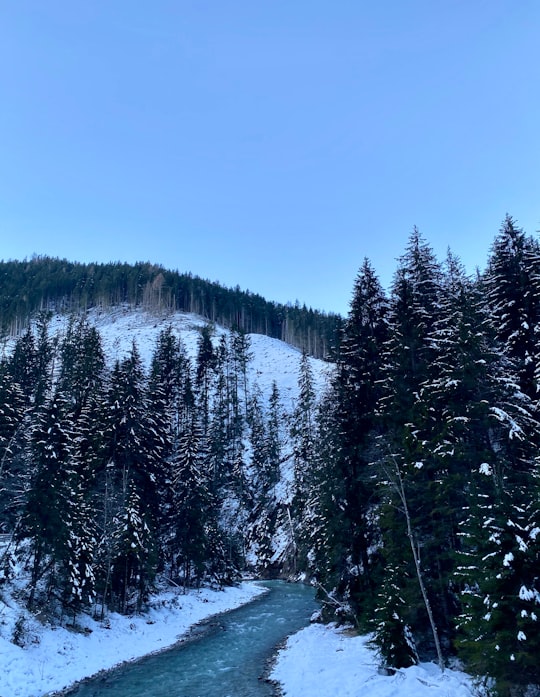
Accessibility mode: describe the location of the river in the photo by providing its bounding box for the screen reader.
[65,581,317,697]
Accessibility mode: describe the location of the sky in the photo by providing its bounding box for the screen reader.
[1,2,539,317]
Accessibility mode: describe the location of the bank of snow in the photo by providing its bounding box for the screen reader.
[0,582,265,697]
[271,623,476,697]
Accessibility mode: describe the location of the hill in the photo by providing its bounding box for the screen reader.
[0,256,342,358]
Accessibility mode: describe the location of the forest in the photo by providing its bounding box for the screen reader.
[1,214,540,697]
[0,256,341,358]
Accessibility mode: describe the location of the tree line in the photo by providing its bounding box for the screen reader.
[298,216,540,697]
[0,257,341,358]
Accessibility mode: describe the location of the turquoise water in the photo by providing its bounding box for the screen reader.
[66,581,316,697]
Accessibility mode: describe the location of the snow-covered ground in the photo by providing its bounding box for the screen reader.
[0,581,266,697]
[2,306,331,407]
[271,623,477,697]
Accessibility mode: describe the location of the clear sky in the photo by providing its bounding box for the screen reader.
[1,2,539,316]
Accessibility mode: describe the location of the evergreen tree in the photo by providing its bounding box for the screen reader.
[110,480,155,612]
[95,343,162,610]
[7,326,38,407]
[0,360,26,531]
[313,259,387,625]
[196,325,217,434]
[457,461,540,696]
[266,381,283,483]
[19,393,75,609]
[374,229,446,665]
[169,415,213,587]
[58,316,106,418]
[485,215,540,402]
[291,349,317,514]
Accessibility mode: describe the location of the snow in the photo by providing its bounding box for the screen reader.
[271,623,476,697]
[0,581,265,697]
[479,462,492,475]
[7,306,332,407]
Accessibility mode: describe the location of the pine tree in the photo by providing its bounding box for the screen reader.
[19,392,75,609]
[374,229,446,665]
[290,349,317,516]
[486,215,540,402]
[169,415,213,587]
[7,326,38,408]
[110,480,155,613]
[57,316,106,418]
[266,381,283,484]
[457,461,540,696]
[313,259,387,626]
[95,343,162,611]
[0,360,26,532]
[195,325,217,434]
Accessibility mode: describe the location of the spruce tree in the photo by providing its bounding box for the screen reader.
[374,229,445,665]
[20,392,75,609]
[313,259,387,625]
[485,215,540,402]
[169,415,213,587]
[95,343,162,610]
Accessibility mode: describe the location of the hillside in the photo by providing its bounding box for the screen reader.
[0,301,333,594]
[0,257,342,358]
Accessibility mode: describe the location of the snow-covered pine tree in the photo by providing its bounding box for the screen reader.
[57,316,106,418]
[374,229,445,666]
[110,479,155,613]
[413,252,503,644]
[265,381,283,485]
[94,343,162,611]
[230,329,252,422]
[19,392,75,610]
[0,359,26,532]
[7,326,38,408]
[247,386,269,498]
[485,215,540,403]
[312,259,387,626]
[456,458,540,696]
[32,311,55,410]
[146,326,191,564]
[291,348,317,513]
[371,558,419,671]
[169,414,214,587]
[195,325,217,435]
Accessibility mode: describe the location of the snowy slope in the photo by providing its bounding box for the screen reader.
[21,306,332,406]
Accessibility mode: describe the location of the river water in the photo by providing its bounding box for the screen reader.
[66,581,316,697]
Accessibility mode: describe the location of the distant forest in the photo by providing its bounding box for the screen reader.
[0,257,341,358]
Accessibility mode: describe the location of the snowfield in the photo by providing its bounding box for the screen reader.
[271,623,477,697]
[35,306,332,406]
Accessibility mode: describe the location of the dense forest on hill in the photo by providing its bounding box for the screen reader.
[0,257,341,358]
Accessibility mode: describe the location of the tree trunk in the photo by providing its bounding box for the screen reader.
[391,457,445,672]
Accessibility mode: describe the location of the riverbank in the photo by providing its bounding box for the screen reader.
[0,581,266,697]
[270,623,477,697]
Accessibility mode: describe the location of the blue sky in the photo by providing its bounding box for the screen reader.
[1,2,539,316]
